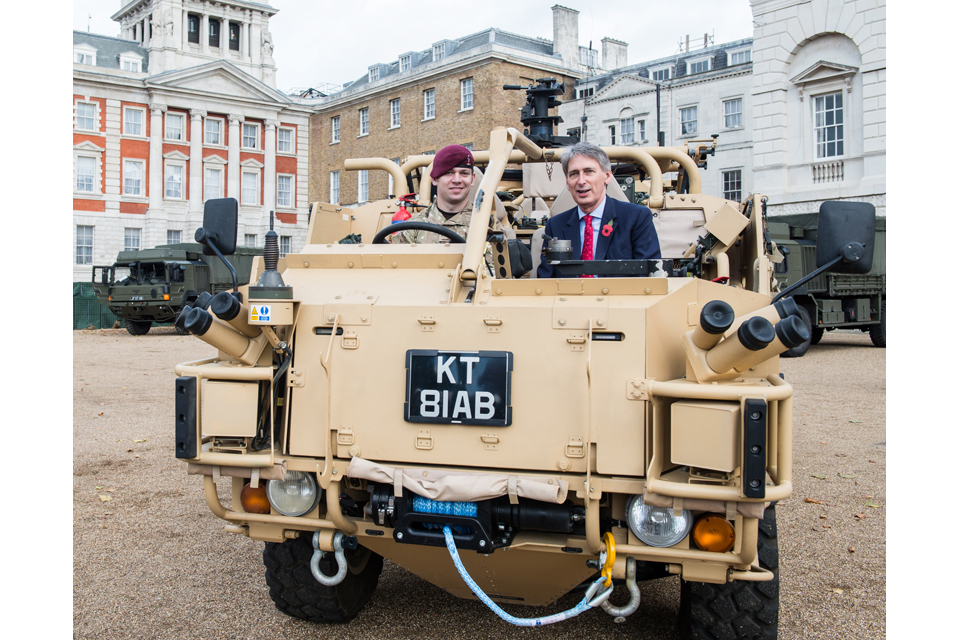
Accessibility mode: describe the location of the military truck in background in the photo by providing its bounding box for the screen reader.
[768,213,885,356]
[91,243,261,336]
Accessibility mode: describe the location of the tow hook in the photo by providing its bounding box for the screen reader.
[600,557,641,622]
[311,531,350,586]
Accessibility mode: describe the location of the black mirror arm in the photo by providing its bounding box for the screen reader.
[772,254,842,303]
[196,227,239,293]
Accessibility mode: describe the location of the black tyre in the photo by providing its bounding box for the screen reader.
[781,306,812,358]
[263,534,383,623]
[809,326,824,345]
[124,319,151,336]
[173,311,190,336]
[678,504,779,639]
[868,299,886,348]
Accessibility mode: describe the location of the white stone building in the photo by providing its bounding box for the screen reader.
[72,0,312,283]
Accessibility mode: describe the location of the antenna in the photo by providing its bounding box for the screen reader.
[88,13,91,32]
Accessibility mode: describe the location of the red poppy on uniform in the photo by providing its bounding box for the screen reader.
[601,222,615,237]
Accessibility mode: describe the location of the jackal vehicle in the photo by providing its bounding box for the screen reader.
[173,80,875,638]
[91,243,260,335]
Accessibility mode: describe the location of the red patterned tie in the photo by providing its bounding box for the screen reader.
[580,215,594,278]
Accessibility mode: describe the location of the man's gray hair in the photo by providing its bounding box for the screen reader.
[560,142,612,175]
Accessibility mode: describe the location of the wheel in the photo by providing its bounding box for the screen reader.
[173,310,190,336]
[809,326,824,345]
[678,504,779,639]
[868,299,885,348]
[124,319,151,336]
[263,534,383,623]
[372,220,466,244]
[781,306,812,358]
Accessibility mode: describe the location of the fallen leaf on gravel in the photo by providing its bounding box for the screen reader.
[135,455,140,459]
[830,588,844,594]
[848,420,862,424]
[868,460,877,463]
[822,523,831,528]
[819,514,827,519]
[854,513,866,520]
[105,488,115,492]
[865,501,881,508]
[126,449,133,453]
[95,486,103,490]
[804,498,824,504]
[865,495,872,499]
[819,441,828,444]
[838,473,856,479]
[97,412,104,416]
[848,547,856,553]
[133,439,147,443]
[812,474,826,479]
[99,495,112,502]
[835,453,847,457]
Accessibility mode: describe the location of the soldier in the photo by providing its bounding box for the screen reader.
[391,144,506,247]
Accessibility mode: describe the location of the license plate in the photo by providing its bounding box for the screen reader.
[404,350,512,426]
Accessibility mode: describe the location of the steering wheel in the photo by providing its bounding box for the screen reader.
[372,221,466,245]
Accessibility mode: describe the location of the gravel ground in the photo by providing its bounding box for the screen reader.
[71,327,886,639]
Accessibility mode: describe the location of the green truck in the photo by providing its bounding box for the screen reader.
[768,213,886,356]
[91,243,261,336]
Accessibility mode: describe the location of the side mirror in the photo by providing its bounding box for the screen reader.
[196,198,238,256]
[816,201,875,274]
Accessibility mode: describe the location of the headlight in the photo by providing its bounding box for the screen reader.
[266,471,321,517]
[626,494,693,547]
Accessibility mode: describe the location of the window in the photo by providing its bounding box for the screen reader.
[242,171,259,205]
[165,163,183,198]
[204,167,222,201]
[814,91,844,158]
[681,106,698,135]
[462,144,472,151]
[369,66,379,82]
[165,113,183,140]
[390,98,401,128]
[76,157,96,193]
[358,170,368,202]
[728,49,751,66]
[167,230,181,244]
[76,102,96,130]
[187,14,200,43]
[75,50,94,65]
[724,98,743,129]
[651,67,670,82]
[277,175,293,208]
[205,118,222,145]
[76,226,94,265]
[433,43,445,62]
[278,127,293,153]
[242,123,258,149]
[609,125,616,145]
[687,59,710,75]
[639,120,646,142]
[330,171,340,203]
[460,78,473,110]
[423,89,435,120]
[400,54,411,72]
[124,228,141,251]
[359,108,369,136]
[580,47,598,67]
[123,107,144,136]
[331,116,340,143]
[280,236,291,257]
[209,18,220,47]
[229,22,240,51]
[577,87,594,99]
[120,54,141,72]
[620,118,635,144]
[123,160,144,196]
[244,234,258,247]
[722,170,742,202]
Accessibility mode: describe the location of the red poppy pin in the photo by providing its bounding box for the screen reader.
[601,221,615,237]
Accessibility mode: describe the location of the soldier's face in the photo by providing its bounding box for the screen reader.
[433,167,475,209]
[565,155,611,214]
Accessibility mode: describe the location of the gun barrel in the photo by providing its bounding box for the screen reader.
[705,316,776,374]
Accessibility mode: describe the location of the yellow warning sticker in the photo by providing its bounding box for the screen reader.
[250,304,271,323]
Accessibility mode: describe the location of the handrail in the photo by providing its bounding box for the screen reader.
[601,146,664,208]
[343,158,407,199]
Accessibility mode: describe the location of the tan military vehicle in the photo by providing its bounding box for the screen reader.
[174,81,875,638]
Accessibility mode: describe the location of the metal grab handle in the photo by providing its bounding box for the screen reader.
[311,531,347,586]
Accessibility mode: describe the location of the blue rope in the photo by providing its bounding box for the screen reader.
[442,525,606,626]
[412,497,475,534]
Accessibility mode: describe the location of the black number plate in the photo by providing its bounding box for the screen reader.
[404,350,512,426]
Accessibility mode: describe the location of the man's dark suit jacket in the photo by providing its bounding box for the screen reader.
[536,196,662,278]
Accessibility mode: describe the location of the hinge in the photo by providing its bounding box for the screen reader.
[565,438,584,458]
[337,426,354,446]
[288,369,304,387]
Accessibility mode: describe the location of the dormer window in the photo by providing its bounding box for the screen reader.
[400,54,411,72]
[74,44,97,66]
[433,43,445,62]
[650,66,670,82]
[728,48,751,66]
[369,66,379,82]
[119,52,142,73]
[687,57,710,75]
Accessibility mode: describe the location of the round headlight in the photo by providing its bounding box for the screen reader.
[266,471,321,517]
[626,494,693,547]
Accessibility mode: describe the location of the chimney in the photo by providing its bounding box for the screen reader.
[601,37,628,71]
[552,5,580,68]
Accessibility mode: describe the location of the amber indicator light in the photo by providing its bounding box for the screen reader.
[241,482,271,514]
[692,514,736,553]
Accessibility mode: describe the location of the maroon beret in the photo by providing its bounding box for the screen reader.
[430,145,475,179]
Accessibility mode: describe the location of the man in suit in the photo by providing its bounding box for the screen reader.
[536,142,661,278]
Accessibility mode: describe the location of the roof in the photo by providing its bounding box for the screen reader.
[74,31,149,71]
[112,0,277,21]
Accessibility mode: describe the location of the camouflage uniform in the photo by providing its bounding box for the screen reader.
[390,202,506,270]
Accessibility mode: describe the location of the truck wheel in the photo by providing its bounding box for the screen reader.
[869,300,886,348]
[263,534,383,623]
[781,307,812,358]
[124,319,151,336]
[678,504,779,639]
[810,327,824,345]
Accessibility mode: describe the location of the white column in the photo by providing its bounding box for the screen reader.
[189,109,206,213]
[220,12,228,56]
[264,119,277,216]
[148,104,166,212]
[201,14,209,56]
[240,21,248,59]
[228,114,243,200]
